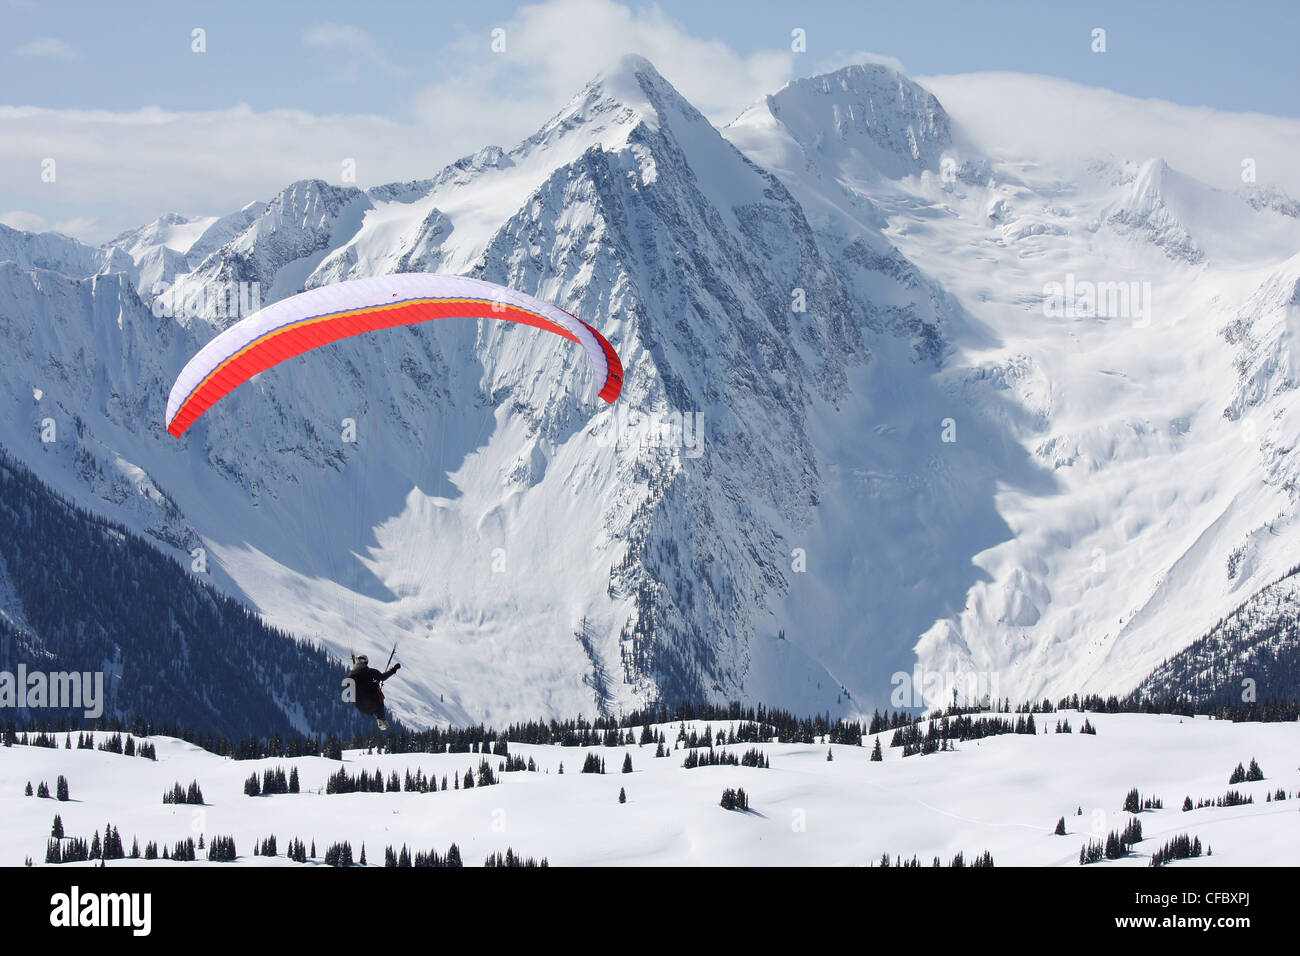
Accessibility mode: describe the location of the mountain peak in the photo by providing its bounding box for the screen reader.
[742,61,952,177]
[528,54,696,148]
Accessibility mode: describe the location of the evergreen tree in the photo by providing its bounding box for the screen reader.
[618,787,627,804]
[1054,816,1065,836]
[870,737,883,762]
[1123,788,1141,814]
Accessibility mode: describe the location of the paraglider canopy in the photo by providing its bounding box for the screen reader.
[165,274,624,437]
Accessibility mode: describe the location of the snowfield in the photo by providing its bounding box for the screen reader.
[4,712,1297,867]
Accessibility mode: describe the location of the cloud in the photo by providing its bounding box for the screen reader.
[0,102,446,242]
[813,50,909,77]
[413,0,794,137]
[0,209,48,231]
[0,1,798,243]
[13,37,79,60]
[302,23,406,80]
[918,71,1300,197]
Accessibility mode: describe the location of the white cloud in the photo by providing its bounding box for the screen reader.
[13,36,79,60]
[919,71,1300,198]
[302,23,406,79]
[0,209,48,231]
[413,0,794,136]
[0,103,443,242]
[0,1,797,243]
[813,50,908,77]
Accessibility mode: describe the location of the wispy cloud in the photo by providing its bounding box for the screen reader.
[411,0,793,136]
[0,209,97,236]
[13,37,79,60]
[302,23,406,80]
[0,1,796,242]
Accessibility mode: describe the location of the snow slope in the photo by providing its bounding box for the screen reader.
[725,65,1300,710]
[3,712,1296,867]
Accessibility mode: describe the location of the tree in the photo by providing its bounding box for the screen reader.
[1054,817,1066,836]
[51,815,64,839]
[56,775,69,801]
[870,737,883,762]
[622,753,633,773]
[618,787,627,804]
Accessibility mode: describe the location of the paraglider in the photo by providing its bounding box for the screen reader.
[164,275,622,733]
[346,653,400,731]
[164,274,624,437]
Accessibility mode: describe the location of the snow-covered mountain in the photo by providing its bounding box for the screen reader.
[3,55,1299,726]
[1135,563,1300,708]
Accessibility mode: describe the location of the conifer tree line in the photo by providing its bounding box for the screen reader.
[383,843,464,867]
[719,787,749,811]
[9,686,1298,767]
[1122,788,1164,812]
[244,765,300,796]
[161,780,205,804]
[484,849,549,867]
[1187,789,1255,809]
[322,841,355,867]
[23,774,70,801]
[1149,834,1204,867]
[876,850,994,867]
[206,835,237,862]
[324,759,499,795]
[5,730,158,759]
[683,747,768,769]
[1227,758,1265,784]
[1078,818,1143,864]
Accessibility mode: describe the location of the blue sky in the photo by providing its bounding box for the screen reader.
[4,0,1296,116]
[2,0,1297,240]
